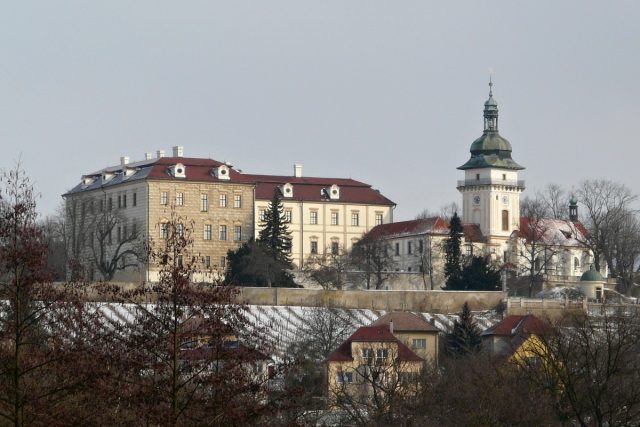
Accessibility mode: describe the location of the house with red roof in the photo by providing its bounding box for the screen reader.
[326,324,425,407]
[63,146,394,281]
[481,314,552,366]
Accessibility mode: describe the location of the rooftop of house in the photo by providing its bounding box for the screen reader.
[515,217,588,247]
[365,217,485,243]
[371,311,439,333]
[481,314,552,338]
[64,153,394,206]
[326,325,424,363]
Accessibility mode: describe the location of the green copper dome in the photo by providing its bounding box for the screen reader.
[580,269,604,282]
[458,82,524,171]
[569,195,578,205]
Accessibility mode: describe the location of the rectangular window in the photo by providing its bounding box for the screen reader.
[117,195,122,209]
[502,209,509,231]
[204,224,212,240]
[117,226,121,243]
[376,348,388,363]
[412,339,427,349]
[100,199,104,212]
[219,225,227,240]
[219,194,227,207]
[284,210,292,223]
[204,256,211,268]
[419,240,424,253]
[177,255,183,267]
[160,192,168,205]
[160,223,168,239]
[133,192,137,207]
[132,222,137,237]
[351,212,359,226]
[234,194,242,208]
[331,211,339,225]
[336,371,353,384]
[123,194,127,208]
[108,197,113,210]
[408,242,412,255]
[176,192,184,206]
[201,194,208,212]
[331,241,339,255]
[375,213,383,226]
[310,211,318,225]
[234,225,242,241]
[310,241,318,254]
[123,225,128,240]
[108,229,112,245]
[362,348,373,363]
[219,256,226,268]
[177,223,184,238]
[476,173,480,180]
[259,209,266,222]
[466,243,473,256]
[395,243,400,256]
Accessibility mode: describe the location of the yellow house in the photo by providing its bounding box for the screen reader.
[370,311,440,365]
[481,314,552,367]
[325,324,424,407]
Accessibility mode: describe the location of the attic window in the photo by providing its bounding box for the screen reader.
[561,230,572,239]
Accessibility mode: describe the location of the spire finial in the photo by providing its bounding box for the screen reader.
[488,70,494,97]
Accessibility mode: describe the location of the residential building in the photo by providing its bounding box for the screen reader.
[481,314,552,367]
[326,324,424,407]
[63,147,393,281]
[370,311,440,364]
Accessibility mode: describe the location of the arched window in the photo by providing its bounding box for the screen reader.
[502,210,509,231]
[574,257,580,271]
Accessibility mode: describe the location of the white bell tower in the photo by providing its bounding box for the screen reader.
[457,79,525,243]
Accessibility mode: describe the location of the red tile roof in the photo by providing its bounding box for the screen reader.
[128,157,394,206]
[481,315,552,337]
[367,217,448,239]
[371,311,439,332]
[462,223,485,243]
[253,181,394,206]
[326,325,423,362]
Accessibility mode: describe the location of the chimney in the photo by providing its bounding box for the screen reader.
[120,156,129,166]
[294,163,302,178]
[157,150,165,158]
[173,145,184,157]
[145,152,153,160]
[389,319,394,334]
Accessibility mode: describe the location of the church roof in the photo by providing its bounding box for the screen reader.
[516,217,588,247]
[366,217,448,239]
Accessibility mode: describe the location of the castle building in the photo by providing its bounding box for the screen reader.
[364,81,605,293]
[63,148,393,282]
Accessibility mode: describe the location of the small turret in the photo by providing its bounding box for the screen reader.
[569,195,578,222]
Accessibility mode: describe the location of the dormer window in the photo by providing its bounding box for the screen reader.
[123,167,137,178]
[169,163,186,178]
[281,183,293,198]
[81,175,96,186]
[212,165,230,181]
[327,184,340,200]
[102,173,114,183]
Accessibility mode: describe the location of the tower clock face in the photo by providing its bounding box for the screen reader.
[502,195,509,205]
[473,195,481,205]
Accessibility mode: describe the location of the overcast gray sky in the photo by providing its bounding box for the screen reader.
[1,1,639,220]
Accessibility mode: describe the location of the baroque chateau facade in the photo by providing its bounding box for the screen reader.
[63,146,394,282]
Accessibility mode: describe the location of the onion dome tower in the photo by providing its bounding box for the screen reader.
[457,79,525,240]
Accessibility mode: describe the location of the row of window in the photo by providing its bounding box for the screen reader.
[310,240,341,255]
[78,192,139,215]
[160,223,242,241]
[259,210,384,226]
[160,192,242,211]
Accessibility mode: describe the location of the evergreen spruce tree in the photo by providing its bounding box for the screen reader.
[443,212,464,290]
[459,255,501,291]
[446,302,482,357]
[258,189,292,264]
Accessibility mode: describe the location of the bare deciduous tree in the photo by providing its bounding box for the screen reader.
[516,196,560,297]
[351,235,393,290]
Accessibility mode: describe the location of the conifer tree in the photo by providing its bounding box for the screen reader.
[258,189,292,265]
[459,255,501,291]
[446,302,482,357]
[443,212,464,289]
